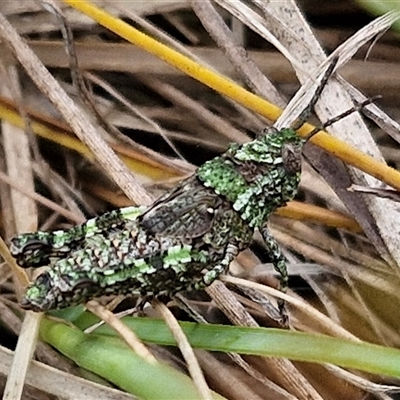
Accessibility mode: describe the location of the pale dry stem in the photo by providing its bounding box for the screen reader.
[152,299,214,400]
[0,8,153,206]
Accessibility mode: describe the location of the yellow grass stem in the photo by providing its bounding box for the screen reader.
[63,0,400,192]
[276,201,362,233]
[0,99,179,182]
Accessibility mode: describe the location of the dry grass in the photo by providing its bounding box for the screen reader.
[1,0,400,399]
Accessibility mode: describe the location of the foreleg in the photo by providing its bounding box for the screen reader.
[260,226,289,319]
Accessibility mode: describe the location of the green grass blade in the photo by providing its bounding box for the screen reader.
[40,318,226,400]
[72,314,400,379]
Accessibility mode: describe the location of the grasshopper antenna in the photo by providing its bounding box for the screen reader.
[291,57,339,131]
[304,95,382,141]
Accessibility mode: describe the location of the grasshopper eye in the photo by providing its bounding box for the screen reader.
[282,143,302,174]
[20,272,53,310]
